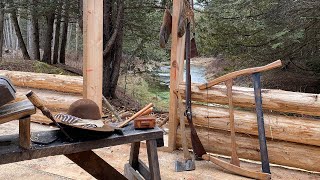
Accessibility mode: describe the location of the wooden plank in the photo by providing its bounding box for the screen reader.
[198,60,282,90]
[83,0,103,112]
[0,70,83,94]
[66,150,127,180]
[168,0,185,152]
[0,100,36,124]
[0,126,163,165]
[203,154,271,180]
[226,80,240,166]
[177,126,320,172]
[178,83,320,116]
[188,104,320,147]
[129,142,141,169]
[124,163,144,180]
[19,116,31,149]
[146,139,161,180]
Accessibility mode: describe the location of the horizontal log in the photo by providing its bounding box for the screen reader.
[178,83,320,116]
[0,70,83,94]
[14,88,81,112]
[177,126,320,172]
[188,104,320,147]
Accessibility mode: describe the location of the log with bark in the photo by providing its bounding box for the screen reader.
[0,70,83,94]
[176,126,320,172]
[187,104,320,147]
[178,83,320,116]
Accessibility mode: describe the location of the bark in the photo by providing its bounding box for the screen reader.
[53,1,62,64]
[10,10,30,60]
[178,83,320,116]
[29,0,40,60]
[78,0,83,33]
[0,70,83,94]
[103,0,124,98]
[42,12,55,64]
[59,0,69,64]
[0,3,4,60]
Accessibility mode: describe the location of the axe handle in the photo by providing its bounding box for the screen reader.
[226,80,240,166]
[117,103,153,128]
[178,92,192,160]
[26,91,73,141]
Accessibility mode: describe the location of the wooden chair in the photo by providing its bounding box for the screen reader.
[0,100,36,149]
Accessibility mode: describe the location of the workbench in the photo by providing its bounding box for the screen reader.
[0,121,164,180]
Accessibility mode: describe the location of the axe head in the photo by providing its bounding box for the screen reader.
[190,38,199,58]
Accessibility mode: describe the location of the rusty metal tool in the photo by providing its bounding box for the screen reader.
[26,91,73,141]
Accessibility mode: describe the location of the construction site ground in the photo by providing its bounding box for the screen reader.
[0,121,319,180]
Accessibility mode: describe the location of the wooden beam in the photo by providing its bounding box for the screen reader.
[168,0,186,151]
[83,0,103,112]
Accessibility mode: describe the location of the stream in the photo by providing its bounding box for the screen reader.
[155,64,207,86]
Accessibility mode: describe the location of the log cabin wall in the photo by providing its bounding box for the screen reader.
[177,83,320,172]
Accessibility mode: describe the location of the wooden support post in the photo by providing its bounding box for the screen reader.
[83,0,103,112]
[168,0,186,151]
[19,116,31,149]
[146,139,161,180]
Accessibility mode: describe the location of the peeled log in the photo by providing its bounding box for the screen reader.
[0,70,83,94]
[189,104,320,147]
[178,83,320,116]
[14,88,81,112]
[177,126,320,172]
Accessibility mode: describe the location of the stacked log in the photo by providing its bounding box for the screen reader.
[0,70,83,124]
[177,83,320,172]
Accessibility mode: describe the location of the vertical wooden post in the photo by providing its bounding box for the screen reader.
[168,0,185,151]
[19,116,31,149]
[83,0,103,112]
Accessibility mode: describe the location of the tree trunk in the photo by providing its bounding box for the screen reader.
[42,12,55,64]
[0,3,4,60]
[10,10,30,60]
[53,1,62,64]
[102,0,124,98]
[29,0,40,60]
[59,0,69,64]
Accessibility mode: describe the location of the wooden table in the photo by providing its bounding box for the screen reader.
[0,123,164,180]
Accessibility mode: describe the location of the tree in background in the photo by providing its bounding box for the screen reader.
[0,2,4,60]
[197,0,320,73]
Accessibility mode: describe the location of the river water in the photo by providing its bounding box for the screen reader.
[156,64,207,86]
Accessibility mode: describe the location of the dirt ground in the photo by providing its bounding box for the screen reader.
[0,121,319,180]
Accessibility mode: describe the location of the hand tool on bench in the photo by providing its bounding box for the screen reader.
[26,91,73,141]
[175,91,195,172]
[226,79,240,167]
[117,103,153,128]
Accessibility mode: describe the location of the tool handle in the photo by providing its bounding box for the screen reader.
[117,103,154,128]
[140,107,153,116]
[26,91,46,111]
[198,60,282,90]
[178,92,192,160]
